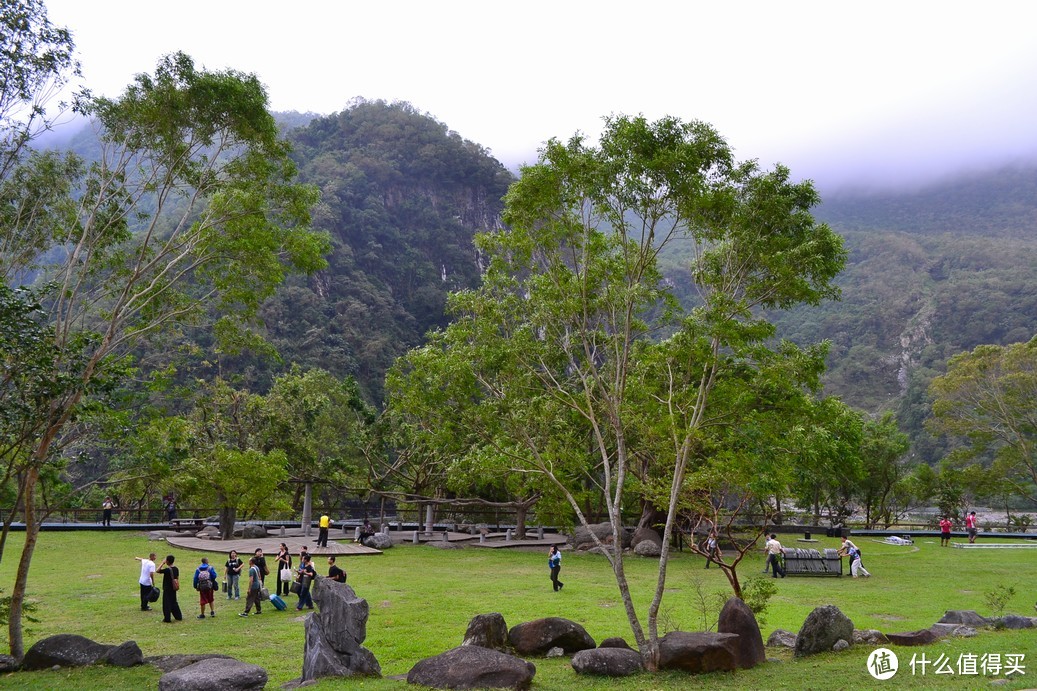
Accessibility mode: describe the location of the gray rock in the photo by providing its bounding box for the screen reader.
[995,615,1034,630]
[508,617,596,656]
[717,597,765,669]
[545,647,565,658]
[657,631,740,673]
[630,526,662,549]
[0,654,18,672]
[929,623,976,639]
[571,647,643,677]
[937,610,990,627]
[462,613,510,651]
[424,540,461,549]
[22,634,110,670]
[363,532,393,550]
[795,605,854,657]
[145,654,235,673]
[852,629,888,645]
[832,639,850,652]
[766,629,797,648]
[301,578,381,681]
[241,524,267,539]
[633,540,661,557]
[885,628,940,646]
[148,531,173,540]
[570,522,631,551]
[158,658,267,691]
[407,645,535,690]
[598,637,633,650]
[103,641,143,667]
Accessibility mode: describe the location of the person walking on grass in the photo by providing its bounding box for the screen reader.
[838,536,871,578]
[240,557,263,616]
[102,496,115,527]
[704,532,721,569]
[253,548,269,586]
[225,550,243,600]
[296,554,316,611]
[134,552,157,611]
[939,516,953,547]
[548,545,564,591]
[966,511,978,544]
[765,534,786,578]
[193,557,218,619]
[156,555,183,623]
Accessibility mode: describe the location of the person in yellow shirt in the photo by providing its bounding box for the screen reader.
[317,514,332,547]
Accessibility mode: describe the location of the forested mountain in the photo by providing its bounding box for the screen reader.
[773,165,1037,460]
[253,101,514,402]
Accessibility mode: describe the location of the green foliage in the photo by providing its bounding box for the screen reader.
[983,584,1017,618]
[927,338,1037,504]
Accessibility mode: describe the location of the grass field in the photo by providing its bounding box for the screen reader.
[0,531,1034,689]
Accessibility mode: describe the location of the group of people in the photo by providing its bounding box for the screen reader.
[939,511,979,546]
[135,544,349,622]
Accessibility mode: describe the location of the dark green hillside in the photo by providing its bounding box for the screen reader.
[258,100,515,402]
[772,166,1037,460]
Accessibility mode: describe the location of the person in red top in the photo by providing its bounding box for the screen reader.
[965,511,978,543]
[939,517,953,546]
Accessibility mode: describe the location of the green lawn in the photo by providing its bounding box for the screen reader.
[0,531,1034,689]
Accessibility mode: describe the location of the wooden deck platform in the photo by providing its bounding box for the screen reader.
[164,536,381,556]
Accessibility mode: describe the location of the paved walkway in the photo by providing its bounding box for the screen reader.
[164,536,381,557]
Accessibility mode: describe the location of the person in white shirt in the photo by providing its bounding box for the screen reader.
[134,552,157,611]
[765,534,785,578]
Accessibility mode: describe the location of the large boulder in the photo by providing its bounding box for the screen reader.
[462,613,510,651]
[241,524,267,539]
[937,610,990,627]
[363,532,393,550]
[794,605,854,657]
[570,523,631,551]
[22,634,113,670]
[158,658,267,691]
[508,617,595,656]
[717,597,765,669]
[929,624,977,639]
[407,645,535,690]
[657,631,740,673]
[630,526,662,549]
[571,647,643,677]
[301,578,381,681]
[885,629,940,646]
[995,615,1034,630]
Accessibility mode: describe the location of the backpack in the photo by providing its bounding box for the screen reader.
[197,567,213,591]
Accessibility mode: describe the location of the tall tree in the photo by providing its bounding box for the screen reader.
[0,50,328,657]
[388,115,845,670]
[927,336,1037,503]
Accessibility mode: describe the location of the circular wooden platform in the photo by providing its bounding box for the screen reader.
[163,536,381,557]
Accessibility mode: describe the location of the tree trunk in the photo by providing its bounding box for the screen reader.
[720,563,743,599]
[219,505,237,539]
[302,482,313,537]
[9,468,40,659]
[515,503,527,540]
[0,477,27,566]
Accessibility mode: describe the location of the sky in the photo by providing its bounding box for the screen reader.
[44,0,1037,193]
